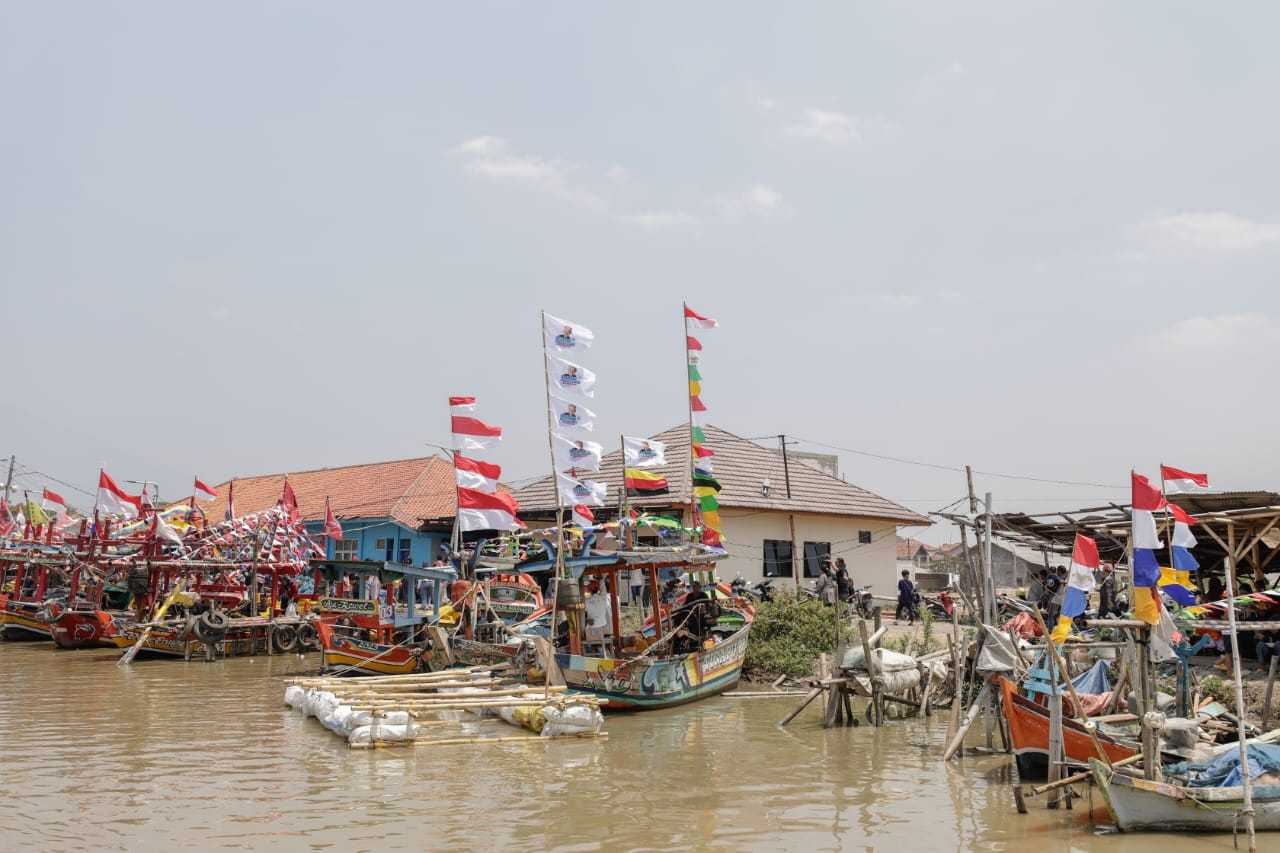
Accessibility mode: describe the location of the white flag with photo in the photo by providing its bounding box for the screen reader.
[551,397,596,432]
[549,356,596,398]
[556,472,608,507]
[553,434,603,473]
[623,436,667,468]
[544,313,595,353]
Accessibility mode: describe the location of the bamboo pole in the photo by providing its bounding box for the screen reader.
[942,680,993,761]
[778,687,824,726]
[1224,522,1258,852]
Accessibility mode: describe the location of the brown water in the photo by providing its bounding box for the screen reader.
[0,644,1249,852]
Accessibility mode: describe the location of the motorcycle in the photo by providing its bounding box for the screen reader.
[749,579,775,604]
[849,584,880,619]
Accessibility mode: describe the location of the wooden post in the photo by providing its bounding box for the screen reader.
[1224,522,1258,852]
[858,618,881,726]
[946,634,962,743]
[1264,655,1279,731]
[606,568,623,659]
[942,681,993,761]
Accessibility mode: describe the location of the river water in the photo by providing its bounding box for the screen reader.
[0,643,1247,851]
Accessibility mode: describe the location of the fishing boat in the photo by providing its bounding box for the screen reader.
[1091,759,1280,832]
[0,554,59,640]
[998,676,1139,778]
[316,621,423,675]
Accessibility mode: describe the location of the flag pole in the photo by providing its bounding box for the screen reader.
[618,433,628,543]
[447,400,462,568]
[681,301,699,545]
[540,309,565,699]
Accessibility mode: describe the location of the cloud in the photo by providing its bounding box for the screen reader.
[451,135,605,211]
[1134,211,1280,253]
[782,108,900,147]
[624,210,700,229]
[717,184,791,222]
[1136,313,1280,354]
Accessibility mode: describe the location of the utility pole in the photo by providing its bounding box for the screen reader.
[3,455,14,505]
[780,435,798,590]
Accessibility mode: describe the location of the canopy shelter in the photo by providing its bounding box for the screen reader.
[972,491,1280,590]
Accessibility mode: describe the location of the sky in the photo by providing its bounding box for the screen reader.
[3,3,1278,542]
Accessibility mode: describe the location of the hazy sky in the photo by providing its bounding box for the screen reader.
[3,3,1277,542]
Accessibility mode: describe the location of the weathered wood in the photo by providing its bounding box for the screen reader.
[1029,753,1144,797]
[1264,655,1279,731]
[942,681,992,761]
[779,687,823,726]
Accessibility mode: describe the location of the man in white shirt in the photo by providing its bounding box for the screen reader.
[584,581,611,643]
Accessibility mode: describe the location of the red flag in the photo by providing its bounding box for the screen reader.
[686,336,702,351]
[692,444,714,458]
[193,478,218,501]
[0,499,13,536]
[324,497,343,541]
[1131,471,1167,512]
[281,479,300,523]
[1170,504,1196,526]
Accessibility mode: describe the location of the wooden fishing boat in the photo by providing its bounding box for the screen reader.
[998,676,1139,778]
[316,621,422,675]
[1091,760,1280,832]
[0,598,53,640]
[49,608,130,649]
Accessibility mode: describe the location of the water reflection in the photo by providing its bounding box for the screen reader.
[0,645,1249,851]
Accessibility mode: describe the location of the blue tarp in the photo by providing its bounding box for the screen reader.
[1166,743,1280,788]
[1070,660,1111,695]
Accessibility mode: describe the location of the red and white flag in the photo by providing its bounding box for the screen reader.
[454,454,501,494]
[0,499,13,537]
[449,395,477,413]
[281,479,300,523]
[41,488,68,520]
[1161,465,1210,494]
[457,487,522,532]
[684,305,718,329]
[96,470,141,519]
[451,414,503,450]
[193,478,218,501]
[324,497,343,541]
[571,504,595,528]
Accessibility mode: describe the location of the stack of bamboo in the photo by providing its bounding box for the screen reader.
[288,665,607,749]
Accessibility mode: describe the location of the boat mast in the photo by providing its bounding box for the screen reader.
[681,301,699,545]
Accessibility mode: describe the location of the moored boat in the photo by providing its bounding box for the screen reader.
[998,676,1138,778]
[1091,759,1280,832]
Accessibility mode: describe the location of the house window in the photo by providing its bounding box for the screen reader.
[803,541,831,578]
[398,538,412,564]
[763,539,794,578]
[333,540,358,561]
[858,530,873,545]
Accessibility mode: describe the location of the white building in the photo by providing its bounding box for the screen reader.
[513,424,929,596]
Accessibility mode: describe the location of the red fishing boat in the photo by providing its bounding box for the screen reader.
[998,676,1138,779]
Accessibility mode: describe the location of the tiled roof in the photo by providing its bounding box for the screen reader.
[512,424,929,525]
[193,456,458,529]
[897,537,930,559]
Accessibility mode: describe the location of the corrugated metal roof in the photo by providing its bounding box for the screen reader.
[512,423,929,525]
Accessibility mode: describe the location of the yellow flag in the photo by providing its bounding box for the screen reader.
[1133,586,1160,625]
[1050,614,1074,644]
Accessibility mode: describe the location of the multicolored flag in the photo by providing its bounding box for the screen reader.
[1161,464,1210,494]
[1131,470,1167,625]
[543,313,595,353]
[623,437,666,468]
[1051,533,1099,643]
[96,470,141,519]
[24,497,50,527]
[1159,504,1199,606]
[625,468,670,497]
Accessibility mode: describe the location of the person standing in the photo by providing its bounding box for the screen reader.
[896,570,916,625]
[834,558,852,603]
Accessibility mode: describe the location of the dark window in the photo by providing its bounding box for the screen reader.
[858,530,873,545]
[803,541,831,578]
[398,538,412,564]
[763,539,794,577]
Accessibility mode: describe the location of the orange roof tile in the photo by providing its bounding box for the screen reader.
[193,456,458,529]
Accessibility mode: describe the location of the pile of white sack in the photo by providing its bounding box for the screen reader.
[284,684,419,746]
[841,647,949,695]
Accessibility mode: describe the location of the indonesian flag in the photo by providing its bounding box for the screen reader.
[281,479,300,523]
[193,478,218,501]
[1161,465,1210,494]
[571,504,595,528]
[684,305,718,329]
[449,395,477,413]
[457,487,522,532]
[455,454,501,493]
[41,487,68,520]
[96,470,141,519]
[452,414,503,450]
[324,497,343,541]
